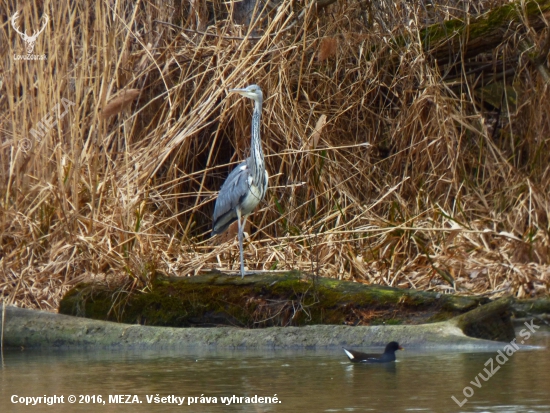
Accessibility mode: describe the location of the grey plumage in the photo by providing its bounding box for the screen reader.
[212,84,268,278]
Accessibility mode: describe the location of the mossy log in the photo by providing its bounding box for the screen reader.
[0,298,513,350]
[511,298,550,321]
[59,272,490,328]
[418,0,550,62]
[453,297,515,341]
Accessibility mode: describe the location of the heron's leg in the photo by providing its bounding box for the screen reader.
[236,208,245,278]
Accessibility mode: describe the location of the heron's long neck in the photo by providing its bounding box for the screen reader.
[250,99,264,182]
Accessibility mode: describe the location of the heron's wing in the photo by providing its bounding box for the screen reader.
[212,161,250,235]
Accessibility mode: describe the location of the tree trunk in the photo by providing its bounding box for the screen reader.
[0,299,514,349]
[422,0,550,65]
[59,272,491,328]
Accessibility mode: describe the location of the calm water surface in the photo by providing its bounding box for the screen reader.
[1,327,548,412]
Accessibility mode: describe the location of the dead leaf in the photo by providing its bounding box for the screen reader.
[309,114,327,150]
[318,37,338,62]
[100,89,141,120]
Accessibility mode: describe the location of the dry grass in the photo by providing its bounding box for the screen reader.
[1,0,550,311]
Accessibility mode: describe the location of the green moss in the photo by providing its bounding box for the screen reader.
[512,298,550,317]
[59,272,490,328]
[420,18,465,47]
[419,0,550,50]
[427,311,456,323]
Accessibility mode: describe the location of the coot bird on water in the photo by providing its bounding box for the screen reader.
[343,341,404,363]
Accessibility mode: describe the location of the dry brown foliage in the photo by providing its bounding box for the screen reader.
[317,37,338,62]
[1,0,550,311]
[100,89,141,120]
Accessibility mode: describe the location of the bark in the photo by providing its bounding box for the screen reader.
[59,272,490,328]
[421,0,550,64]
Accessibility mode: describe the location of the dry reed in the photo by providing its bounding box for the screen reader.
[1,0,550,311]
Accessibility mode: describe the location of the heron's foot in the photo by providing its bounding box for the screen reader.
[239,270,253,278]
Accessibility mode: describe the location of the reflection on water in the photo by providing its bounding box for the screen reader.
[0,327,548,412]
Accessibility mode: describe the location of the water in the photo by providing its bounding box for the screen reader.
[1,327,548,412]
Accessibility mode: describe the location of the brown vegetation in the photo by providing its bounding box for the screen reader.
[2,0,550,311]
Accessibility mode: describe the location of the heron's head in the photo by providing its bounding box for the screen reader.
[229,84,263,103]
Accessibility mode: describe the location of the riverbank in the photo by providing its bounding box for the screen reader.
[0,305,511,350]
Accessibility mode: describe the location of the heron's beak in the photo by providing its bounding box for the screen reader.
[228,88,259,101]
[229,89,251,98]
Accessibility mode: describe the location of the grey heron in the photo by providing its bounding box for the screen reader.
[212,84,268,278]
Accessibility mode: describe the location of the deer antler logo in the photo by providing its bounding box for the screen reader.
[11,11,49,55]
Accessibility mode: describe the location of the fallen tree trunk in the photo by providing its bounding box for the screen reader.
[59,272,490,328]
[422,0,550,63]
[511,298,550,319]
[0,298,514,350]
